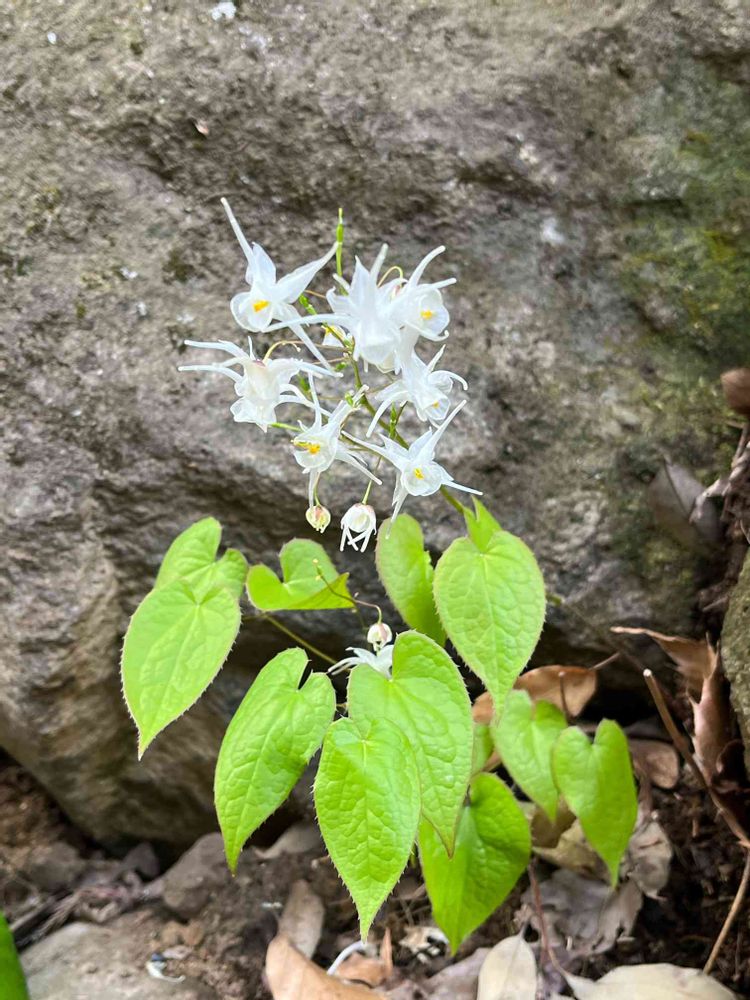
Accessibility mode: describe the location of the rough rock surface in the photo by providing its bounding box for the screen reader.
[22,921,218,1000]
[723,551,750,773]
[2,0,749,844]
[162,833,232,920]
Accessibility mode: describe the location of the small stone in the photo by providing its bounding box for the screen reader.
[22,842,86,895]
[162,834,230,919]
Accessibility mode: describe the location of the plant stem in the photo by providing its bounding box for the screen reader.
[704,850,750,975]
[262,614,337,666]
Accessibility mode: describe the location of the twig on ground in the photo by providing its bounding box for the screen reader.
[703,850,750,976]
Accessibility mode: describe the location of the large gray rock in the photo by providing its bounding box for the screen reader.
[2,0,749,845]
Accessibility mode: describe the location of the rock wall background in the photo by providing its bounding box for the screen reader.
[2,0,748,846]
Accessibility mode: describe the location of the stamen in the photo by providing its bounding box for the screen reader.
[414,468,424,479]
[253,299,271,313]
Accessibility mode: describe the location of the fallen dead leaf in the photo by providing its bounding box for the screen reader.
[473,692,494,725]
[566,962,736,999]
[693,655,733,781]
[516,665,597,717]
[266,935,381,999]
[399,924,449,961]
[533,818,607,880]
[477,934,537,1000]
[629,738,680,789]
[519,870,642,957]
[624,814,672,899]
[255,821,322,859]
[335,929,393,988]
[389,950,493,1000]
[611,627,715,698]
[277,880,325,959]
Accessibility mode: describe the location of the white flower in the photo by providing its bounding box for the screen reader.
[393,245,454,351]
[329,644,394,677]
[305,504,331,532]
[292,386,380,506]
[179,336,332,431]
[366,621,392,649]
[366,346,467,434]
[370,401,481,520]
[340,503,377,552]
[261,244,454,375]
[222,198,336,367]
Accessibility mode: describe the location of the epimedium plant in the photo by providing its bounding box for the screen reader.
[120,205,638,951]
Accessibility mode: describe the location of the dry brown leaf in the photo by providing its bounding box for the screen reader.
[266,935,382,999]
[473,692,494,725]
[277,880,325,959]
[516,665,597,716]
[519,870,642,957]
[629,738,680,789]
[624,816,672,899]
[692,657,733,781]
[477,935,537,1000]
[534,819,608,880]
[566,962,736,999]
[335,929,392,988]
[612,626,716,698]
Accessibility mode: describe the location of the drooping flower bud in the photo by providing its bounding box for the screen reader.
[340,503,377,552]
[367,621,393,650]
[305,504,331,533]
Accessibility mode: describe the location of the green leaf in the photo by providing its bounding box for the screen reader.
[463,497,503,551]
[155,517,247,600]
[215,648,335,870]
[347,631,472,852]
[419,773,530,953]
[122,581,240,755]
[247,539,352,611]
[471,722,495,775]
[375,515,445,644]
[0,913,29,1000]
[492,690,567,821]
[433,517,545,708]
[551,720,638,884]
[314,717,421,940]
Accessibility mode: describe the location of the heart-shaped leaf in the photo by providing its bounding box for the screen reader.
[155,517,247,600]
[215,648,335,870]
[492,690,567,821]
[375,515,445,644]
[247,539,352,611]
[122,581,240,755]
[433,506,545,707]
[552,721,638,884]
[419,773,531,952]
[314,717,420,940]
[0,913,28,1000]
[347,631,472,852]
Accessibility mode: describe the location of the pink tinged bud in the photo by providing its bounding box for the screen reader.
[305,505,331,533]
[367,621,393,649]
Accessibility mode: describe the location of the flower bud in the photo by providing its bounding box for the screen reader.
[305,504,331,533]
[367,621,393,650]
[340,503,377,552]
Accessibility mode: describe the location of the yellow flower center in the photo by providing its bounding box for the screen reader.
[420,309,434,321]
[296,441,321,455]
[414,467,424,480]
[253,299,271,313]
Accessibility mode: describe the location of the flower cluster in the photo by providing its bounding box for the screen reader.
[180,200,479,551]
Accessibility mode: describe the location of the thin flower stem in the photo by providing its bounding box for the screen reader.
[261,614,337,666]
